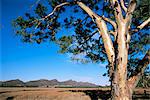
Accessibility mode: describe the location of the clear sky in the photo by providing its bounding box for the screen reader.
[0,0,109,85]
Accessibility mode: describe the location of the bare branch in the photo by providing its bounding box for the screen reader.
[41,2,70,20]
[96,17,115,79]
[80,30,99,45]
[101,15,117,31]
[109,31,117,39]
[33,2,70,29]
[128,49,150,89]
[120,0,127,12]
[130,17,150,34]
[138,17,150,30]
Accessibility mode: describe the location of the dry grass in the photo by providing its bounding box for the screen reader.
[0,87,149,100]
[0,88,91,100]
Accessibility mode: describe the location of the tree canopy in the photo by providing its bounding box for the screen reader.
[13,0,149,78]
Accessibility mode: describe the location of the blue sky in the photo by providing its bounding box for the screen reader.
[0,0,109,85]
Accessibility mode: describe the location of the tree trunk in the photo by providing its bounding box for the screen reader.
[112,84,132,100]
[111,22,132,100]
[76,1,150,100]
[112,69,133,100]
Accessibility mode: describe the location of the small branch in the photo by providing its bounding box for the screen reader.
[127,0,137,14]
[30,0,41,9]
[125,0,137,36]
[101,15,117,31]
[130,17,150,34]
[80,30,99,44]
[120,0,127,12]
[126,0,137,20]
[137,17,150,30]
[41,2,70,20]
[128,49,150,89]
[33,2,70,28]
[109,31,117,39]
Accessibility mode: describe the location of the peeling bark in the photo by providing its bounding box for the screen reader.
[112,22,131,100]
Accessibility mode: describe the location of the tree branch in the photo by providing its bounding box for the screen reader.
[41,2,70,20]
[34,2,70,28]
[96,18,115,61]
[127,0,137,14]
[77,1,115,64]
[120,0,127,12]
[101,15,117,31]
[77,2,115,79]
[124,0,137,41]
[77,2,99,21]
[109,31,117,39]
[137,17,150,30]
[130,17,150,33]
[125,0,137,21]
[128,49,150,89]
[110,0,123,24]
[80,30,99,45]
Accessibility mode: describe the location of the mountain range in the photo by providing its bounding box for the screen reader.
[0,79,98,87]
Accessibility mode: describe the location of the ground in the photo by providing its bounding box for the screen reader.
[0,87,150,100]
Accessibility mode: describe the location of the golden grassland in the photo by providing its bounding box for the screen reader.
[0,88,96,100]
[0,87,149,100]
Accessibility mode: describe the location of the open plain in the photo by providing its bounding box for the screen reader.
[0,87,150,100]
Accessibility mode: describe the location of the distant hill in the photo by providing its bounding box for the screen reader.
[0,79,25,87]
[0,79,98,87]
[61,80,97,87]
[25,79,60,87]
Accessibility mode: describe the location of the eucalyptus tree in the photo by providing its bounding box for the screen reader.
[13,0,150,99]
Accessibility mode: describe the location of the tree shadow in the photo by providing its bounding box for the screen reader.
[69,89,111,100]
[133,90,150,100]
[6,96,14,100]
[70,89,150,100]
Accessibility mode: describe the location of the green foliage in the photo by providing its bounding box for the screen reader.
[133,0,150,21]
[13,0,149,79]
[35,4,48,17]
[57,36,73,53]
[137,72,150,88]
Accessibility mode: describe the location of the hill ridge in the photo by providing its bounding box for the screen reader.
[0,79,98,87]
